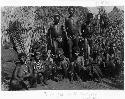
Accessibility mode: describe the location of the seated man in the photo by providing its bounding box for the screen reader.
[56,48,70,79]
[46,50,54,64]
[33,50,53,85]
[32,51,46,85]
[9,53,34,91]
[73,48,86,81]
[91,49,99,63]
[74,47,86,70]
[108,43,115,58]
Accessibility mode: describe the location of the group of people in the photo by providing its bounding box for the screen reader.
[8,7,122,91]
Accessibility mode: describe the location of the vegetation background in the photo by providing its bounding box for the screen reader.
[1,6,124,90]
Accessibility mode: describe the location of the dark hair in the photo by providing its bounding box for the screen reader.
[68,7,75,13]
[34,51,41,56]
[73,47,80,53]
[87,13,93,19]
[56,48,64,55]
[53,14,60,20]
[18,53,26,60]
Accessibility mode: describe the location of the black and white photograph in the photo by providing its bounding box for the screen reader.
[1,5,124,91]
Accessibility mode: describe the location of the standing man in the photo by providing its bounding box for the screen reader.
[65,7,80,61]
[81,13,94,65]
[81,13,94,39]
[47,14,63,55]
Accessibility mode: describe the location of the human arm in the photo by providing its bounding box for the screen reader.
[13,64,23,81]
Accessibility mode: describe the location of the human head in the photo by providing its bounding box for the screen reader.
[57,36,62,42]
[34,51,41,61]
[53,14,60,25]
[56,48,64,57]
[86,13,93,25]
[87,13,93,19]
[74,47,80,56]
[18,53,27,63]
[68,7,75,17]
[42,50,47,60]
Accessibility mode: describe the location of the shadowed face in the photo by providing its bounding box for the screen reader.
[57,49,64,57]
[20,56,26,63]
[75,50,80,57]
[57,36,62,42]
[35,52,41,60]
[87,13,93,23]
[53,15,60,25]
[68,7,75,17]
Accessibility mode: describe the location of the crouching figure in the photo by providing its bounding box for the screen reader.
[57,48,70,79]
[9,53,35,91]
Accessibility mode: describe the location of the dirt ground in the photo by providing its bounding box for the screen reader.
[29,79,117,90]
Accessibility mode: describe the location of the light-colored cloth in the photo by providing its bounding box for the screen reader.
[34,60,46,73]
